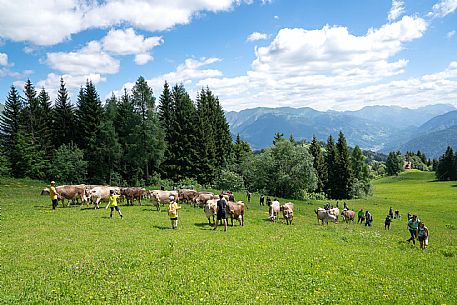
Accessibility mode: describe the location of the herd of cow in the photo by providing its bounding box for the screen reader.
[41,185,358,226]
[39,184,298,226]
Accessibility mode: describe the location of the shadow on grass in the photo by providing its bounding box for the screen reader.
[152,225,171,230]
[33,206,50,210]
[142,208,160,212]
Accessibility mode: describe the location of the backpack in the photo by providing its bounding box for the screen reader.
[168,203,176,216]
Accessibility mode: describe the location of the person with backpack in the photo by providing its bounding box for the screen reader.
[384,215,392,230]
[418,222,429,250]
[357,209,365,224]
[407,214,420,245]
[214,194,227,232]
[365,210,373,227]
[167,195,181,229]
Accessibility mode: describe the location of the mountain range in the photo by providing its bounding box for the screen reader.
[226,104,457,159]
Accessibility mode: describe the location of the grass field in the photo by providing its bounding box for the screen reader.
[1,170,456,304]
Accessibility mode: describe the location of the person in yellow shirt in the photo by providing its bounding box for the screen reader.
[106,189,123,219]
[167,195,181,229]
[49,181,60,210]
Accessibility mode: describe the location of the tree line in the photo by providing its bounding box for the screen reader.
[435,146,457,181]
[0,76,372,200]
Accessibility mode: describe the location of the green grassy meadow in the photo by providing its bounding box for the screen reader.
[1,170,456,304]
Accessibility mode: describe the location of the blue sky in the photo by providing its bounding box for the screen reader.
[0,0,456,111]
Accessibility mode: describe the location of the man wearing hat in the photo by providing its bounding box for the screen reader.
[49,181,60,210]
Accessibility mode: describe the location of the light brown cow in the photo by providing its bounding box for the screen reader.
[226,201,245,226]
[55,185,88,207]
[151,190,179,208]
[89,186,120,209]
[204,199,217,225]
[342,209,356,223]
[280,202,294,225]
[178,189,199,203]
[269,200,280,222]
[194,192,215,207]
[329,207,340,220]
[315,208,337,225]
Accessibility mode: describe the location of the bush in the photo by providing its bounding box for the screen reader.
[303,192,327,200]
[350,178,373,198]
[177,177,201,190]
[214,170,245,191]
[49,144,87,184]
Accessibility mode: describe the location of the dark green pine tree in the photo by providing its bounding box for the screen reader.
[36,88,53,159]
[213,94,232,168]
[0,85,23,177]
[131,76,165,181]
[53,77,76,148]
[335,131,353,199]
[169,84,198,181]
[75,81,103,151]
[194,88,217,184]
[21,80,47,179]
[309,135,327,193]
[436,146,456,181]
[273,132,285,145]
[386,151,404,176]
[115,89,140,183]
[90,107,122,184]
[157,81,175,179]
[351,145,369,181]
[324,135,338,199]
[75,81,103,181]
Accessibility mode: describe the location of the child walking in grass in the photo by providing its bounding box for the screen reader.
[418,222,429,250]
[167,195,181,229]
[106,190,123,219]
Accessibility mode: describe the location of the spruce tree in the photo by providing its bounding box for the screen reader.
[131,76,165,181]
[325,135,338,199]
[436,146,456,181]
[335,131,353,199]
[169,84,198,181]
[212,93,232,169]
[309,135,327,193]
[37,88,53,158]
[23,79,39,144]
[158,82,175,179]
[386,151,404,176]
[53,78,75,147]
[0,85,23,177]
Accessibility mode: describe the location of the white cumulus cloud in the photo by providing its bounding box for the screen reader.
[0,0,253,45]
[46,41,120,75]
[388,0,405,22]
[102,28,162,64]
[247,32,268,42]
[447,30,456,38]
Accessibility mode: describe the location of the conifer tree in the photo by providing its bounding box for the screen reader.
[325,135,338,199]
[37,88,53,158]
[169,84,198,181]
[131,76,165,181]
[309,135,327,193]
[53,78,75,147]
[158,82,175,179]
[212,94,232,169]
[0,85,23,177]
[335,131,353,199]
[436,146,456,181]
[386,151,404,176]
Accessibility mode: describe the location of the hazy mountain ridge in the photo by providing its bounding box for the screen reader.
[226,104,456,156]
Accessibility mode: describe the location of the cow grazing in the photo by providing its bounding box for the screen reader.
[89,186,120,209]
[54,185,88,207]
[315,208,337,225]
[342,209,356,223]
[204,199,217,225]
[269,200,280,222]
[41,188,50,196]
[280,202,294,225]
[226,201,245,226]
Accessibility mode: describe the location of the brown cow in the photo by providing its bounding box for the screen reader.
[194,192,215,208]
[151,190,178,209]
[280,202,294,225]
[121,187,146,206]
[342,209,356,223]
[315,208,337,225]
[226,201,245,226]
[178,189,199,203]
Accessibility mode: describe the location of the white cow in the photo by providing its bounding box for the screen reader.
[269,200,280,222]
[89,186,120,209]
[204,199,217,225]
